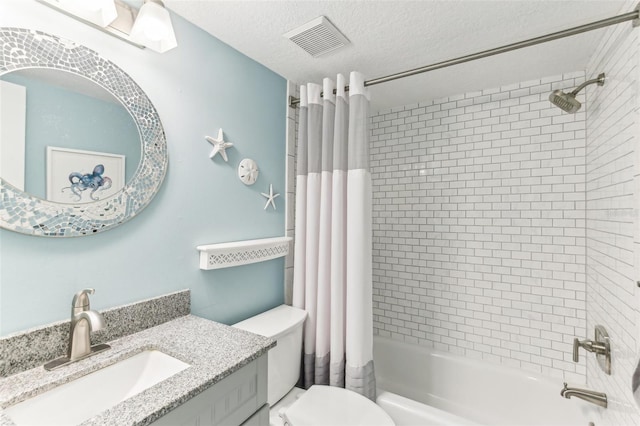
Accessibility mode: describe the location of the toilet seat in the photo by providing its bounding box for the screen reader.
[281,385,395,426]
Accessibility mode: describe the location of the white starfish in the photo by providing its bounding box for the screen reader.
[205,128,233,162]
[261,184,280,210]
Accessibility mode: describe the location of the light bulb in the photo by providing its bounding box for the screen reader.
[141,16,168,41]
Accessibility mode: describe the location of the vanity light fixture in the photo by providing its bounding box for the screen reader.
[37,0,178,53]
[130,0,177,53]
[57,0,118,27]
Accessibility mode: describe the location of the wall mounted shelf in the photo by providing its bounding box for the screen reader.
[196,237,292,270]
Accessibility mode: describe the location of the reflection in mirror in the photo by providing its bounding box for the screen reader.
[0,69,141,203]
[0,27,168,237]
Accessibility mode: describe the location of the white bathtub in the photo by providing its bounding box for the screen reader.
[373,335,599,426]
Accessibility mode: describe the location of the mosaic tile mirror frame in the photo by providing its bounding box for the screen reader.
[0,28,168,237]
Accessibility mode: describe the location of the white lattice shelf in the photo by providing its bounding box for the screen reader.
[196,237,292,270]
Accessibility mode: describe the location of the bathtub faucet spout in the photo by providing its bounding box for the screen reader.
[560,382,607,408]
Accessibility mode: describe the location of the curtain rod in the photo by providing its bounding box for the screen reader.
[288,5,640,107]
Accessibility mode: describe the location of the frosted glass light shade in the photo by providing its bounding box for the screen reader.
[58,0,118,27]
[130,0,177,53]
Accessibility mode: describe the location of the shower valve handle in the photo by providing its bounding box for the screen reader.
[572,326,612,375]
[573,338,607,362]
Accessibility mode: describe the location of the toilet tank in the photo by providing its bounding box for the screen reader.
[233,305,307,406]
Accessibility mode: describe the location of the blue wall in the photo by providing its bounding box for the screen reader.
[0,1,287,335]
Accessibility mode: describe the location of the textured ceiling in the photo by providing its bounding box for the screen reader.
[166,0,631,112]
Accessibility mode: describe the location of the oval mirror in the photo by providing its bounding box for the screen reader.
[0,28,168,236]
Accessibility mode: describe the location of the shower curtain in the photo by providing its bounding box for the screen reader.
[292,72,375,400]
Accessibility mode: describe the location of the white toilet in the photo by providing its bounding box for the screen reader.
[233,304,395,426]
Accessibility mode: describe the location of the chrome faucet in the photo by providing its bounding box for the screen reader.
[561,382,607,408]
[44,288,110,370]
[68,289,105,360]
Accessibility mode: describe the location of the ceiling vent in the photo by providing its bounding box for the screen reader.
[284,16,350,57]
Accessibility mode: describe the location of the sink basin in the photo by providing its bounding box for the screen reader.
[5,350,190,426]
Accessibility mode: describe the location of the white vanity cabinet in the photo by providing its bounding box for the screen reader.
[151,355,268,426]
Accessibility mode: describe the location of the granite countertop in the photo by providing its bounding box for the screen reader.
[0,315,275,426]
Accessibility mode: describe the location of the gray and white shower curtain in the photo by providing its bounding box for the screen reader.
[292,72,375,400]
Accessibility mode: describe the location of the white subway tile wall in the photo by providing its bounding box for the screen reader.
[585,0,640,423]
[371,72,589,382]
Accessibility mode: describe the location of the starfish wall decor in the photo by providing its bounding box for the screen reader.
[205,128,233,162]
[261,184,280,210]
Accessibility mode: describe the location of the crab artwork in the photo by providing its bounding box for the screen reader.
[62,164,113,201]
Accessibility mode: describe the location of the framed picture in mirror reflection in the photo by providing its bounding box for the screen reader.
[46,146,125,204]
